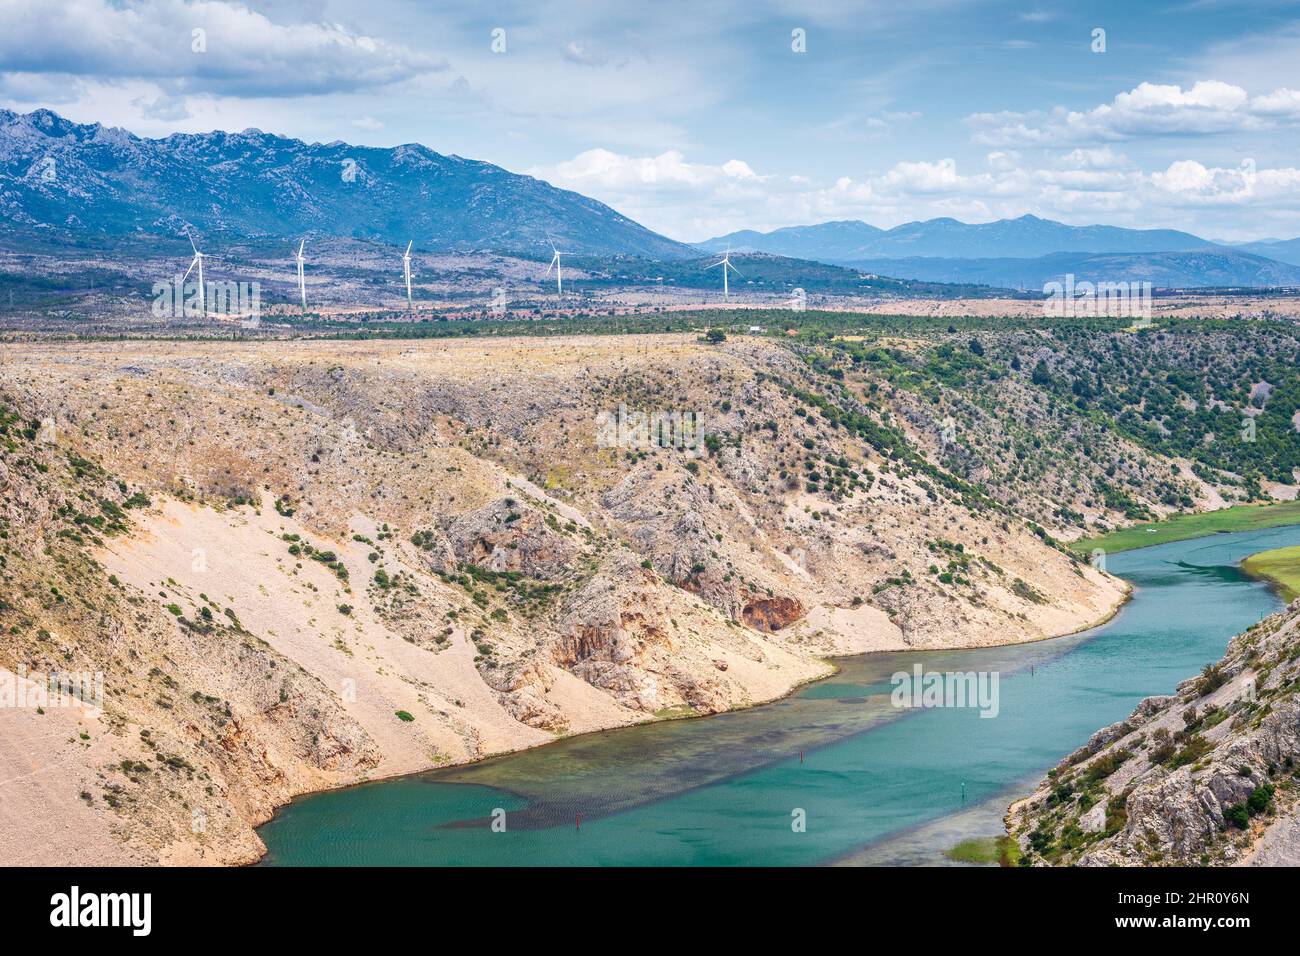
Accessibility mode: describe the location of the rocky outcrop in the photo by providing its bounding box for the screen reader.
[445,497,575,578]
[482,660,569,733]
[1007,602,1300,866]
[553,560,671,710]
[741,595,805,632]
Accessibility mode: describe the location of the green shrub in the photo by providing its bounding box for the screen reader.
[1168,734,1213,769]
[1224,803,1249,829]
[1247,783,1275,816]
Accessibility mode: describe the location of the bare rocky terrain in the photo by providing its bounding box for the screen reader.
[0,332,1130,864]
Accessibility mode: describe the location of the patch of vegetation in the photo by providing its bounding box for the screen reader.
[1077,500,1300,555]
[1242,545,1300,602]
[942,836,1018,866]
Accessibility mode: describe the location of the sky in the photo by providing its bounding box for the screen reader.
[3,0,1300,242]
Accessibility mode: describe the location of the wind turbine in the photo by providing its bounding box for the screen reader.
[295,239,307,312]
[545,236,564,297]
[402,241,413,313]
[707,247,742,302]
[182,230,210,317]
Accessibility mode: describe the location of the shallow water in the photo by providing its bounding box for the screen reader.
[258,525,1300,866]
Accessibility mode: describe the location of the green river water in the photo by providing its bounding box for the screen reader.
[258,525,1300,866]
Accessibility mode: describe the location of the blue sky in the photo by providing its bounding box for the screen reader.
[3,0,1300,241]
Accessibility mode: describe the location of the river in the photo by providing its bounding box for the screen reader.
[258,524,1300,866]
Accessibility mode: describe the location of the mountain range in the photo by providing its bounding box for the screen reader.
[0,108,691,259]
[1232,237,1300,268]
[3,107,1300,289]
[844,249,1300,289]
[699,215,1300,288]
[699,215,1215,261]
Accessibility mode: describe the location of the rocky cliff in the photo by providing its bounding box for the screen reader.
[1007,599,1300,866]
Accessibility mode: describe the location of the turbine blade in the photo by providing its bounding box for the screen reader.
[182,255,197,282]
[405,241,413,255]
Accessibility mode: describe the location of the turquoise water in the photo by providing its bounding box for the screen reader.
[258,526,1300,866]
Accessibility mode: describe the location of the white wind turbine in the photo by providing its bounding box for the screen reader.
[545,236,565,297]
[295,239,307,312]
[182,230,212,317]
[708,246,743,301]
[402,241,413,312]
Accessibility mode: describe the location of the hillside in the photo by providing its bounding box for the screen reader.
[1006,598,1300,865]
[9,311,1300,865]
[0,333,1126,864]
[765,313,1300,531]
[0,108,692,259]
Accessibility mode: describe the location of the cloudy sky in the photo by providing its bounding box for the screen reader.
[3,0,1300,242]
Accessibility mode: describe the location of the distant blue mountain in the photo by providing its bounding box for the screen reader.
[1232,238,1300,268]
[0,108,694,259]
[700,214,1219,261]
[843,249,1300,289]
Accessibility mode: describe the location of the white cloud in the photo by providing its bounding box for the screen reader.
[878,158,968,193]
[971,80,1300,146]
[1058,147,1129,170]
[542,149,746,191]
[0,0,444,97]
[721,159,759,180]
[1150,159,1300,207]
[533,146,1300,242]
[1251,87,1300,116]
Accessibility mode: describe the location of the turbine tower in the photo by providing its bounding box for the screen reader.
[546,236,564,297]
[707,247,743,302]
[295,239,307,312]
[182,230,209,317]
[402,241,413,313]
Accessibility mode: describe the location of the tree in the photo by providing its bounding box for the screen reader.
[705,329,727,344]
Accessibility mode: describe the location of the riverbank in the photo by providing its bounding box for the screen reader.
[1006,568,1300,866]
[249,592,1127,866]
[258,525,1300,866]
[1074,500,1300,556]
[1241,546,1300,602]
